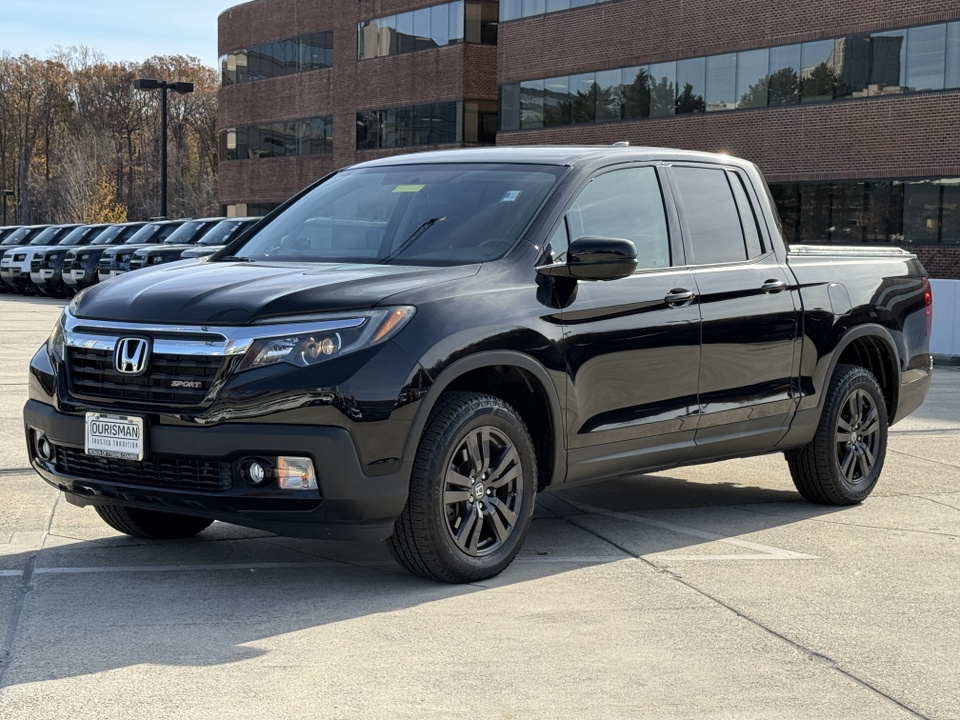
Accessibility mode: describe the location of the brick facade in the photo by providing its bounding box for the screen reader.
[218,0,960,277]
[217,0,499,206]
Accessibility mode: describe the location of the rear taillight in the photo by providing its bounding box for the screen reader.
[923,277,933,339]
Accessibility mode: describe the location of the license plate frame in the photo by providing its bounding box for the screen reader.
[85,413,146,461]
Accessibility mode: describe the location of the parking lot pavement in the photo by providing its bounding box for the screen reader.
[0,296,958,719]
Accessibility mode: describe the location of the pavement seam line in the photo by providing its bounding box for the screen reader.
[0,468,34,477]
[562,513,932,720]
[729,505,960,539]
[890,447,960,470]
[0,493,59,689]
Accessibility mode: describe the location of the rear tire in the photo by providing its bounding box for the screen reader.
[388,391,537,583]
[787,364,888,505]
[94,504,214,539]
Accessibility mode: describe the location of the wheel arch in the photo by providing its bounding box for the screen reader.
[402,351,566,490]
[826,324,901,421]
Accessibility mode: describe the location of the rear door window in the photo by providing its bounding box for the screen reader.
[672,166,753,265]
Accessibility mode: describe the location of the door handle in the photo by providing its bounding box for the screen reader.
[665,289,696,307]
[762,279,787,293]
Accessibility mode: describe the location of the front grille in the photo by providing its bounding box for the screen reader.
[67,347,227,405]
[98,256,112,271]
[56,446,232,492]
[30,256,42,272]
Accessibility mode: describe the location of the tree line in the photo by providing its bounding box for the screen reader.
[0,48,218,226]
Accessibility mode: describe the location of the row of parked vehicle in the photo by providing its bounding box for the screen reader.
[0,216,260,297]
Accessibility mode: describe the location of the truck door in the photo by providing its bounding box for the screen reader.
[666,164,800,460]
[557,165,702,483]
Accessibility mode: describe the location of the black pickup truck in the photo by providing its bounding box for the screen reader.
[24,147,932,583]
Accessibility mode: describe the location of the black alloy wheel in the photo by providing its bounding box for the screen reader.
[787,364,889,505]
[388,391,537,583]
[443,426,523,557]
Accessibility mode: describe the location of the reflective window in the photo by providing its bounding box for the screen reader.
[221,32,333,86]
[947,22,960,88]
[544,76,571,126]
[648,62,677,116]
[769,178,960,245]
[567,167,670,269]
[907,24,946,91]
[499,83,521,131]
[222,203,281,218]
[672,167,748,264]
[502,0,608,20]
[497,21,960,132]
[800,39,839,102]
[569,72,596,124]
[594,69,622,122]
[676,58,706,113]
[358,1,491,60]
[520,78,545,129]
[219,116,333,161]
[706,53,737,111]
[356,101,486,149]
[768,44,801,105]
[737,48,769,109]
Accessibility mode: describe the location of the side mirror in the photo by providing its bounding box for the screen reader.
[536,237,638,281]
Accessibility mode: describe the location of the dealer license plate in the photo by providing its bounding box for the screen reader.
[85,413,145,461]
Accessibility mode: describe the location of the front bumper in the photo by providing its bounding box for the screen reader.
[1,265,30,291]
[24,399,412,541]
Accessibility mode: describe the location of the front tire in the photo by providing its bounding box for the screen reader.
[787,364,888,505]
[94,504,214,539]
[388,392,537,583]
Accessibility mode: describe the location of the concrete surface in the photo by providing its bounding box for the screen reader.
[0,295,958,719]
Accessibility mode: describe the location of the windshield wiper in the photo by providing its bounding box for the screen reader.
[218,255,252,262]
[377,217,444,265]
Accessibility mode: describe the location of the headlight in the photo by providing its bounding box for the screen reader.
[47,310,66,361]
[77,254,89,261]
[237,306,415,372]
[150,255,164,264]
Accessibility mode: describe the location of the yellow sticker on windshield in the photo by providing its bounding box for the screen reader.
[393,184,425,193]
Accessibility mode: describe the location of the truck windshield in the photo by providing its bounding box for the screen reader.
[231,163,564,265]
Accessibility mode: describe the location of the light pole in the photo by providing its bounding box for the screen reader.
[1,190,13,227]
[134,78,195,218]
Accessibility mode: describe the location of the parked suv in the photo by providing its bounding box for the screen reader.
[98,220,187,279]
[1,225,79,294]
[0,226,31,294]
[129,217,225,271]
[62,222,147,292]
[26,147,932,583]
[180,217,260,260]
[32,224,112,297]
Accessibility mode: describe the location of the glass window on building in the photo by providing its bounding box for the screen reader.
[431,4,450,47]
[906,24,947,91]
[594,68,622,122]
[648,62,676,116]
[736,48,769,108]
[940,180,960,243]
[520,79,545,129]
[621,66,648,121]
[449,1,465,44]
[869,29,906,93]
[464,101,497,143]
[569,72,596,124]
[705,53,737,111]
[546,0,570,12]
[501,0,521,21]
[521,0,545,17]
[356,100,478,149]
[800,39,840,102]
[676,58,706,113]
[499,84,521,131]
[544,76,571,126]
[768,44,800,105]
[947,22,960,88]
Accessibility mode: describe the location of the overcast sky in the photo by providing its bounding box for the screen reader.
[2,0,227,68]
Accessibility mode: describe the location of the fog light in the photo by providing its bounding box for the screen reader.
[240,458,272,487]
[37,435,54,461]
[276,456,317,490]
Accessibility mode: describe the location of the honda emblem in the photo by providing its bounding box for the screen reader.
[114,338,151,375]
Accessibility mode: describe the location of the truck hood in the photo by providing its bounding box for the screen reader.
[74,259,480,325]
